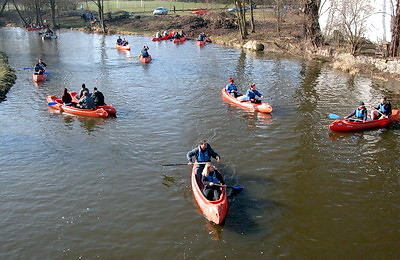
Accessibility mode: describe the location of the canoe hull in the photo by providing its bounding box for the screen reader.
[115,43,130,50]
[191,165,228,225]
[69,91,116,116]
[46,95,109,118]
[196,40,206,46]
[139,55,152,63]
[173,37,186,43]
[33,73,47,82]
[221,88,273,113]
[152,35,170,41]
[329,109,400,131]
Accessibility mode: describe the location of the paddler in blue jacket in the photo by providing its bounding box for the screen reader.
[344,101,368,122]
[238,83,264,103]
[187,140,221,186]
[370,97,392,120]
[225,77,242,98]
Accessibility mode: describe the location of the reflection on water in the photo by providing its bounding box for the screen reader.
[0,27,400,259]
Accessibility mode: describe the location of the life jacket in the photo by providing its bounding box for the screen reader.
[206,172,219,184]
[355,107,366,118]
[379,104,388,114]
[197,147,211,162]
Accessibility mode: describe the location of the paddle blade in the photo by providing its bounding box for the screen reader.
[44,72,51,75]
[231,186,244,191]
[329,113,340,119]
[48,102,58,106]
[24,67,32,70]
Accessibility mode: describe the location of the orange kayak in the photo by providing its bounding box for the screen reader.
[115,43,130,50]
[32,73,47,82]
[173,37,186,43]
[221,88,273,113]
[46,95,109,118]
[139,55,152,63]
[191,165,228,224]
[69,92,116,116]
[329,109,400,131]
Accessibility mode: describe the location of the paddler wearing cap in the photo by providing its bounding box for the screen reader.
[225,77,242,98]
[238,83,264,103]
[344,101,368,122]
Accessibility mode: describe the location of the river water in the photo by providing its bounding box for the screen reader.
[0,27,399,259]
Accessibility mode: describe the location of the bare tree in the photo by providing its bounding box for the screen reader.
[248,0,255,33]
[235,0,248,39]
[0,0,8,16]
[303,0,323,47]
[91,0,107,33]
[12,0,29,26]
[390,0,400,56]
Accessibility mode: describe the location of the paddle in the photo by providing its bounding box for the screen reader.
[48,102,58,106]
[329,113,341,119]
[24,67,50,75]
[161,162,208,166]
[214,184,244,191]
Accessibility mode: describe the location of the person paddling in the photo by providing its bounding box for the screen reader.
[344,101,368,122]
[187,140,221,186]
[140,46,150,58]
[238,83,264,103]
[225,77,241,98]
[371,97,392,120]
[34,58,47,75]
[61,88,73,105]
[77,83,90,99]
[202,163,225,201]
[92,87,105,106]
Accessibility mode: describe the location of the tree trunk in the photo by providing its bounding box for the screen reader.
[303,0,323,48]
[49,0,57,28]
[0,0,8,17]
[12,0,29,26]
[235,1,248,39]
[249,0,255,33]
[92,0,107,33]
[390,0,400,57]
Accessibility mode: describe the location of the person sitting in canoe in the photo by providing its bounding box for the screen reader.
[116,36,122,45]
[187,140,221,185]
[34,58,47,75]
[62,88,73,105]
[140,46,150,58]
[202,163,225,201]
[92,87,105,106]
[163,30,169,37]
[77,91,94,109]
[197,32,207,41]
[172,31,181,39]
[371,97,392,120]
[121,38,129,46]
[225,77,242,98]
[77,83,90,99]
[344,101,368,122]
[238,84,264,103]
[155,31,162,38]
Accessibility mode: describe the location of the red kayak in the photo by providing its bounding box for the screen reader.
[70,91,116,116]
[139,55,152,63]
[196,40,206,47]
[152,35,170,41]
[173,37,186,44]
[221,88,273,113]
[329,109,400,131]
[46,95,109,118]
[32,73,47,82]
[27,26,44,31]
[191,165,228,225]
[115,43,131,50]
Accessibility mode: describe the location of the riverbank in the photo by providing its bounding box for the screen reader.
[0,52,17,101]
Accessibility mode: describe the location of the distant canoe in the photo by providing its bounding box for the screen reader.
[221,88,273,113]
[139,55,152,63]
[329,109,400,132]
[115,43,131,50]
[32,73,47,82]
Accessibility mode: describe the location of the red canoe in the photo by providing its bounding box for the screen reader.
[139,55,152,63]
[196,40,206,47]
[46,95,109,118]
[191,165,228,225]
[173,37,186,44]
[69,91,116,116]
[27,26,44,31]
[329,109,400,132]
[221,88,273,113]
[32,73,47,82]
[115,43,131,50]
[152,35,170,41]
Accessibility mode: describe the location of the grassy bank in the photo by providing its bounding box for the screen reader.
[0,52,17,101]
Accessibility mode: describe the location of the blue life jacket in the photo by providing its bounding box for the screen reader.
[379,104,388,114]
[206,172,219,184]
[226,83,238,92]
[141,50,149,57]
[197,149,211,162]
[246,89,262,99]
[355,108,365,118]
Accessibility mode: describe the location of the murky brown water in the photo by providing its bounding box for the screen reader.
[0,27,399,258]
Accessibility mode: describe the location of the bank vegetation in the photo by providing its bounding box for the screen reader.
[0,52,16,101]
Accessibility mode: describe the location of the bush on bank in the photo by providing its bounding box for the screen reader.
[0,52,17,101]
